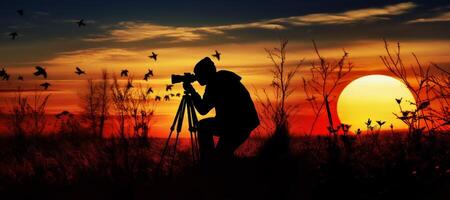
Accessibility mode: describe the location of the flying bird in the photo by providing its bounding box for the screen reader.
[75,67,86,75]
[17,9,24,16]
[170,93,175,97]
[166,84,173,91]
[77,19,86,27]
[155,96,161,101]
[212,50,221,61]
[164,95,170,101]
[34,66,47,78]
[144,69,153,81]
[18,75,24,81]
[56,110,70,119]
[176,93,181,97]
[121,69,129,77]
[146,87,153,95]
[149,52,158,61]
[40,82,51,90]
[9,32,18,40]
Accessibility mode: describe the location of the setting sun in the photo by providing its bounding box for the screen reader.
[337,75,416,131]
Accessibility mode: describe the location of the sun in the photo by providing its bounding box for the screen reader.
[337,75,416,132]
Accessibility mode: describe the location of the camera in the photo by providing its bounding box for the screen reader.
[171,73,197,84]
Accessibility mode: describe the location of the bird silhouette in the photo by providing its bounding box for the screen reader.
[166,84,173,91]
[212,50,221,61]
[146,87,153,95]
[164,95,170,101]
[75,67,86,75]
[40,82,51,90]
[34,66,47,78]
[176,93,181,97]
[170,93,175,97]
[9,32,18,40]
[17,9,24,16]
[155,96,161,101]
[56,110,70,119]
[149,52,158,61]
[121,69,129,77]
[144,69,153,81]
[77,19,86,27]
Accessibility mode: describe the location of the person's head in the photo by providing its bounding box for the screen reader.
[194,57,216,85]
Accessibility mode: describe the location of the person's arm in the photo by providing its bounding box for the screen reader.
[183,82,214,115]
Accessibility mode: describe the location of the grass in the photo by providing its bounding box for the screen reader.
[0,131,448,200]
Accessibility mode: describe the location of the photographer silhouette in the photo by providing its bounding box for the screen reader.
[183,57,259,164]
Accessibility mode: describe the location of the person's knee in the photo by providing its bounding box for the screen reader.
[197,118,214,133]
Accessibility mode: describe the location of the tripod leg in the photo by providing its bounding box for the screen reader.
[176,95,187,133]
[169,97,187,175]
[187,97,200,162]
[186,97,197,163]
[158,130,174,171]
[171,97,186,132]
[158,96,185,173]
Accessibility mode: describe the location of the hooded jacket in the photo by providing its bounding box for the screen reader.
[191,70,260,132]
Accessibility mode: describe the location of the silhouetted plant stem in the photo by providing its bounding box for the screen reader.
[381,39,449,134]
[303,40,353,135]
[98,69,110,138]
[324,95,335,136]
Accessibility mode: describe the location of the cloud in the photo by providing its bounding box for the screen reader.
[44,48,142,66]
[407,12,450,23]
[85,2,416,43]
[271,2,415,25]
[84,21,284,42]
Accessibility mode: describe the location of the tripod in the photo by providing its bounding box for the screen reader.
[158,91,200,174]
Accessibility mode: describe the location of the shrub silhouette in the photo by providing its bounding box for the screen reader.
[256,40,301,158]
[303,40,353,136]
[8,87,50,136]
[80,70,110,138]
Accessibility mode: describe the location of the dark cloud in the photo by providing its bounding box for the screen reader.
[0,1,449,66]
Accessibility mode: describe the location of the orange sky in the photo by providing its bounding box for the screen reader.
[1,39,449,137]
